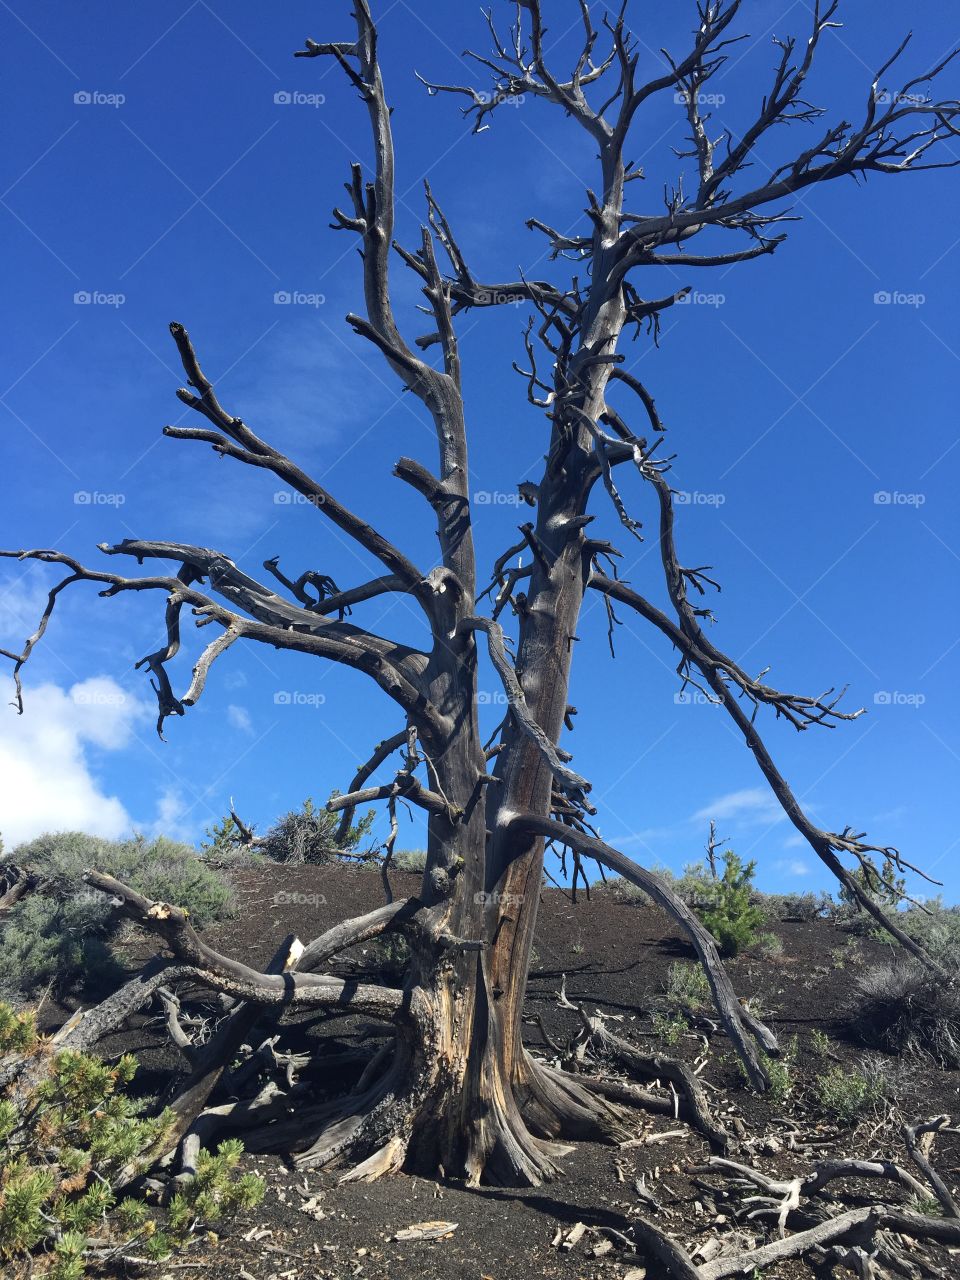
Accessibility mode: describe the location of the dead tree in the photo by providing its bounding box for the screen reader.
[3,0,958,1191]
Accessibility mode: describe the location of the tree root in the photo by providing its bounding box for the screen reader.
[517,1052,634,1144]
[575,1013,732,1150]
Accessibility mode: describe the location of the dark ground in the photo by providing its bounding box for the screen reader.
[66,864,960,1279]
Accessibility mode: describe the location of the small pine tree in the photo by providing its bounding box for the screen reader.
[698,850,764,957]
[840,854,905,913]
[0,1002,263,1275]
[200,813,254,860]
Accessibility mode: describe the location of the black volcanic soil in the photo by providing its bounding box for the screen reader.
[69,863,960,1279]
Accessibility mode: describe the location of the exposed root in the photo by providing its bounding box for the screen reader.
[339,1134,409,1183]
[578,1014,731,1150]
[465,1082,575,1187]
[1,870,812,1196]
[517,1052,634,1144]
[548,1065,677,1116]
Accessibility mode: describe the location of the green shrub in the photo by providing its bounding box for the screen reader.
[762,1054,793,1104]
[841,854,905,909]
[736,1040,796,1102]
[604,855,686,906]
[696,851,764,956]
[0,893,121,1003]
[762,891,834,922]
[390,850,427,873]
[605,876,649,904]
[849,957,960,1067]
[814,1061,887,1124]
[11,831,234,926]
[899,900,960,968]
[673,861,717,906]
[1,832,235,997]
[198,814,264,866]
[755,931,785,960]
[358,932,412,982]
[809,1028,832,1057]
[662,961,711,1015]
[0,1003,263,1276]
[651,1010,687,1046]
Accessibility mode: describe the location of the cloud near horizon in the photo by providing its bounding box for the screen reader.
[0,674,154,847]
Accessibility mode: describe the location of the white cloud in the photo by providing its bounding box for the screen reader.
[775,857,811,877]
[874,805,906,824]
[616,827,677,848]
[227,704,253,735]
[146,786,201,844]
[782,833,807,849]
[614,788,787,860]
[0,675,149,847]
[692,788,783,826]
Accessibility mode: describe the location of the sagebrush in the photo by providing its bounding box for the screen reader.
[1,832,234,997]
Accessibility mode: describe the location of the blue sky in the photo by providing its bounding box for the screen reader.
[1,1,958,901]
